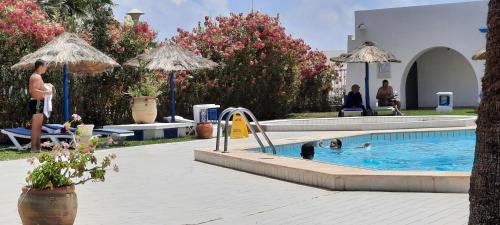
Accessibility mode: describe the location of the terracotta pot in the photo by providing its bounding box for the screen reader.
[131,96,157,124]
[18,186,77,225]
[196,122,213,139]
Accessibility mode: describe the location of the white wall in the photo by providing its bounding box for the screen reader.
[346,63,397,108]
[416,48,478,107]
[346,1,487,109]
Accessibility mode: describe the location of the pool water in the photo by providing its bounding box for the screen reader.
[253,130,475,172]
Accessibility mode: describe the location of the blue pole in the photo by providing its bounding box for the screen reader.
[365,62,371,110]
[63,64,69,121]
[169,72,176,123]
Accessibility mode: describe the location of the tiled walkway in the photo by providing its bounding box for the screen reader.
[0,132,469,225]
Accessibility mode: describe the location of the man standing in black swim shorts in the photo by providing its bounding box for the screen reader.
[28,60,52,152]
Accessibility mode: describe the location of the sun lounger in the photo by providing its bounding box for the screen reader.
[0,128,72,151]
[1,125,134,151]
[43,124,134,138]
[374,106,396,116]
[341,108,364,117]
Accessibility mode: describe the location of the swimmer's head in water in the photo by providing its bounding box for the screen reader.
[300,142,315,160]
[330,138,342,149]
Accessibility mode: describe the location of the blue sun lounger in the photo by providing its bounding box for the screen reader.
[42,124,134,138]
[1,125,134,151]
[0,128,72,151]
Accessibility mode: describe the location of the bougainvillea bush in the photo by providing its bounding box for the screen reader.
[173,12,335,119]
[0,0,64,63]
[0,0,65,138]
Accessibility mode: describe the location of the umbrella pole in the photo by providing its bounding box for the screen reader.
[365,62,371,111]
[63,64,69,121]
[170,72,176,123]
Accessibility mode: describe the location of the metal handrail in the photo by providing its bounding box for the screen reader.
[215,107,276,154]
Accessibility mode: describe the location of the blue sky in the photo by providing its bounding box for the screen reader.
[113,0,476,50]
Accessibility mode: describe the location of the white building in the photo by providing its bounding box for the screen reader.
[345,1,487,109]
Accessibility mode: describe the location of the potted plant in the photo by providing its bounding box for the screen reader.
[18,117,118,225]
[65,114,94,147]
[127,67,162,124]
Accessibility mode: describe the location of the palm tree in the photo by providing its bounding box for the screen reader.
[468,0,500,224]
[37,0,113,31]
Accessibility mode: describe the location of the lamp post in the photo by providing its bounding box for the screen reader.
[127,9,144,23]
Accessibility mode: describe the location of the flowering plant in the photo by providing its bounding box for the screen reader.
[25,113,118,189]
[126,64,163,98]
[172,12,335,119]
[25,142,118,189]
[0,0,64,62]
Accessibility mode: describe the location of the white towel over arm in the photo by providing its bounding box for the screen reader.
[43,84,53,118]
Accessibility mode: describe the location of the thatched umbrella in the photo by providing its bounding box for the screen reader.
[472,47,486,60]
[331,41,401,110]
[124,42,218,122]
[11,32,119,121]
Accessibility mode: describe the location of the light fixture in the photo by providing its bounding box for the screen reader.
[127,9,144,22]
[357,23,367,30]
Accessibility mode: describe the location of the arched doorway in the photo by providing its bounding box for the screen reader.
[404,47,478,109]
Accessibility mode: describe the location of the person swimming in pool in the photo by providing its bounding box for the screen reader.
[355,143,372,148]
[300,142,315,160]
[319,138,342,149]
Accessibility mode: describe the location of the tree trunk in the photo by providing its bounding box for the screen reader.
[469,0,500,224]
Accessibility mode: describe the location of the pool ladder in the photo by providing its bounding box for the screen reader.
[215,107,276,154]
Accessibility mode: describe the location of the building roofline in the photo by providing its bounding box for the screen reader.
[355,1,485,14]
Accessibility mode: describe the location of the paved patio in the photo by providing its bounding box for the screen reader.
[0,132,469,225]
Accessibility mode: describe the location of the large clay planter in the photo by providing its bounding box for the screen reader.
[18,186,77,225]
[131,96,157,124]
[196,122,213,139]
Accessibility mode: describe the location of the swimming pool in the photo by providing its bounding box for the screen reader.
[251,130,475,172]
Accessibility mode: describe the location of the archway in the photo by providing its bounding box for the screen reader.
[403,47,478,109]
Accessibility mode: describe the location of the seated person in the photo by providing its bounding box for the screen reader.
[300,142,315,160]
[345,84,366,111]
[319,138,342,149]
[376,80,403,115]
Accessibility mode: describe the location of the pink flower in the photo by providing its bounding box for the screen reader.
[113,164,120,172]
[260,52,266,60]
[61,141,70,149]
[41,141,52,148]
[72,114,82,121]
[109,153,117,159]
[26,157,36,165]
[261,68,268,76]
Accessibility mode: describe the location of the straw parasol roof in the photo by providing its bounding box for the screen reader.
[472,47,486,60]
[124,42,218,72]
[11,32,119,74]
[331,41,401,63]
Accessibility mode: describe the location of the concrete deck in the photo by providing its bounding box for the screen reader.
[0,131,469,225]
